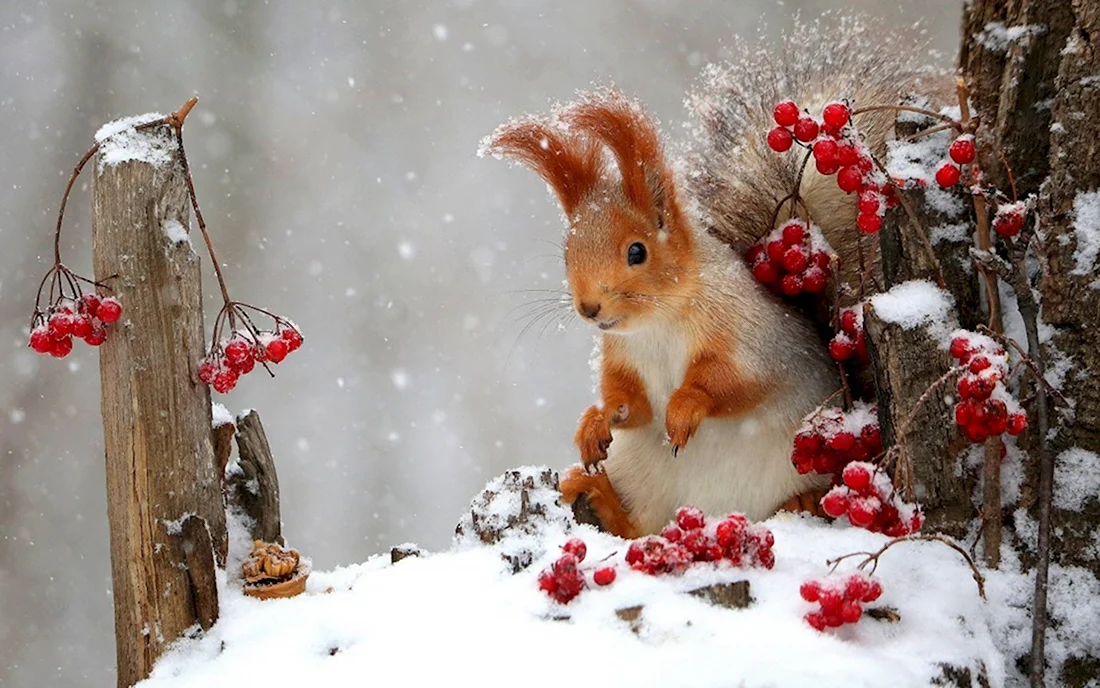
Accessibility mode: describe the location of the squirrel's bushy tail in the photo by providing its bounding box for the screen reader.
[684,15,946,278]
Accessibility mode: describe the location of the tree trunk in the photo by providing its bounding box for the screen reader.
[93,123,226,687]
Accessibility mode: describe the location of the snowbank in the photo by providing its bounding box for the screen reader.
[137,469,1013,688]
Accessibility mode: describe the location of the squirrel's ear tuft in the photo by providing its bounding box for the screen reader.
[561,90,679,229]
[480,117,603,219]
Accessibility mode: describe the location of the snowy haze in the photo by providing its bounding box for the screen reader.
[0,1,958,685]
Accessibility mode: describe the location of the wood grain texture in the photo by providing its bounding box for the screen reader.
[228,410,284,545]
[92,125,226,687]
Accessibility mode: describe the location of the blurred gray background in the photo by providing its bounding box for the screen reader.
[0,1,958,685]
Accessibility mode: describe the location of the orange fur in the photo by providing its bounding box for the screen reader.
[558,465,641,539]
[667,341,774,452]
[482,118,603,219]
[575,342,654,465]
[779,488,830,518]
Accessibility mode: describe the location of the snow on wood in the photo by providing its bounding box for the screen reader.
[868,280,955,341]
[95,112,175,170]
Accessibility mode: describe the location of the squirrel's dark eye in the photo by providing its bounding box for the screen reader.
[627,242,647,266]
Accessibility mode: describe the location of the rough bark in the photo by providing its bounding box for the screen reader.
[228,410,284,545]
[93,126,226,687]
[864,304,973,533]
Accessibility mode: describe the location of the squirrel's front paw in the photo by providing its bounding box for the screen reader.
[575,405,613,469]
[665,387,710,456]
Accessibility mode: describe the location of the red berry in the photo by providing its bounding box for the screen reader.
[793,117,819,143]
[955,402,973,427]
[625,541,645,565]
[935,162,961,188]
[815,156,840,176]
[49,336,73,358]
[264,338,289,364]
[836,166,863,193]
[949,136,976,165]
[280,327,303,352]
[225,337,255,369]
[800,580,822,602]
[839,600,863,624]
[593,566,616,587]
[562,538,587,562]
[782,246,809,273]
[766,240,786,263]
[812,139,838,165]
[821,490,849,518]
[660,524,683,543]
[837,143,860,167]
[858,191,880,214]
[48,312,73,338]
[844,575,870,601]
[794,432,822,453]
[675,506,705,531]
[780,273,803,296]
[198,358,219,384]
[827,431,855,452]
[802,267,827,293]
[863,580,883,602]
[97,297,123,324]
[773,101,800,127]
[847,499,878,528]
[552,553,579,576]
[829,337,855,362]
[1008,412,1028,436]
[29,327,52,354]
[969,355,991,373]
[212,367,239,394]
[537,570,558,594]
[857,212,882,234]
[813,251,831,269]
[819,590,843,616]
[71,315,94,339]
[805,611,827,631]
[822,103,850,129]
[840,310,858,336]
[80,293,102,315]
[767,127,794,152]
[994,210,1024,237]
[84,322,107,347]
[752,261,779,285]
[842,463,872,491]
[861,424,881,450]
[781,222,806,247]
[949,336,970,360]
[715,518,746,550]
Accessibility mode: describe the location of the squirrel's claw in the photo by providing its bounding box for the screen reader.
[575,404,613,467]
[665,387,709,455]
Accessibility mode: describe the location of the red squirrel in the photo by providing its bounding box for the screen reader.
[482,26,931,537]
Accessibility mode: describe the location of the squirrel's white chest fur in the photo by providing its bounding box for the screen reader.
[602,325,824,533]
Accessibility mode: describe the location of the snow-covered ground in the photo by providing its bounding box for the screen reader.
[137,467,1028,688]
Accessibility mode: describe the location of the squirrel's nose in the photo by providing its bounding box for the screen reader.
[578,302,601,319]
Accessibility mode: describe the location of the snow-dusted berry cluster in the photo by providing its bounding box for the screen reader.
[828,305,869,364]
[949,331,1027,443]
[800,572,883,631]
[29,293,122,358]
[627,507,775,574]
[536,538,616,604]
[792,403,882,477]
[744,219,832,296]
[199,324,303,394]
[767,100,896,235]
[933,135,976,189]
[821,462,924,536]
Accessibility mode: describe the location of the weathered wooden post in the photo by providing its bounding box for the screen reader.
[92,109,227,687]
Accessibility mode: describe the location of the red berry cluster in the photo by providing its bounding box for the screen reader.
[828,306,869,364]
[791,403,882,477]
[198,325,303,394]
[820,462,924,536]
[800,572,882,631]
[992,201,1026,238]
[949,331,1027,443]
[536,537,617,604]
[934,134,976,188]
[767,100,896,235]
[625,507,775,574]
[744,219,832,296]
[29,294,122,358]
